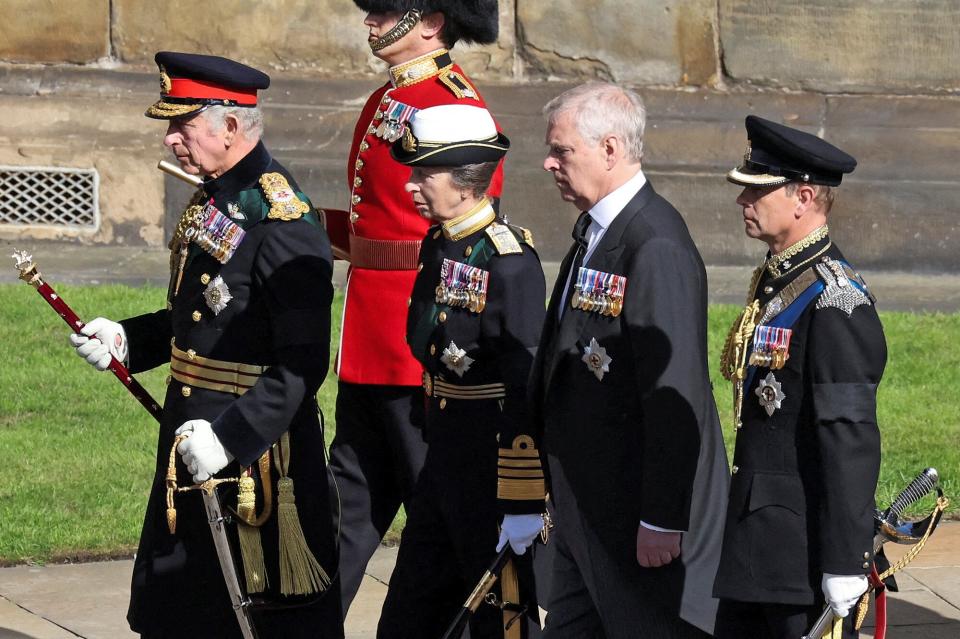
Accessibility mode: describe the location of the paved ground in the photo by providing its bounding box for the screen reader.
[3,242,960,312]
[1,242,957,638]
[0,524,957,638]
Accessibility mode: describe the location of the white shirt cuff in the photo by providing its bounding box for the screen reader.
[640,520,683,533]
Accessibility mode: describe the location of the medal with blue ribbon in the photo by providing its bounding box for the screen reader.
[748,325,792,370]
[184,202,246,264]
[570,267,626,317]
[375,99,419,142]
[435,258,489,313]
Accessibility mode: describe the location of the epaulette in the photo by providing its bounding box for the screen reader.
[513,224,535,248]
[259,172,309,221]
[485,222,523,255]
[438,69,479,100]
[814,257,872,316]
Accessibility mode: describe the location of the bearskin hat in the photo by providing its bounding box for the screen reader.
[353,0,499,46]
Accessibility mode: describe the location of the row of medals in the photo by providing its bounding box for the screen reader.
[571,287,623,317]
[435,284,486,313]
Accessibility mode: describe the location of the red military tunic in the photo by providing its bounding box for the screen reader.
[325,48,504,386]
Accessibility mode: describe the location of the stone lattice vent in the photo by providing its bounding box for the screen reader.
[0,166,99,229]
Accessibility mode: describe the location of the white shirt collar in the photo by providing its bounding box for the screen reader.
[587,169,647,229]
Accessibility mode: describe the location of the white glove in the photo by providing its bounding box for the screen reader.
[69,317,128,371]
[496,514,544,555]
[822,573,868,618]
[175,420,234,483]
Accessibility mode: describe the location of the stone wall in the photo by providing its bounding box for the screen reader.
[1,0,958,270]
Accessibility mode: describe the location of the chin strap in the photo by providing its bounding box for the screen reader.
[370,9,422,51]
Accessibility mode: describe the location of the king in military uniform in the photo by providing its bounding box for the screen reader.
[714,116,887,639]
[323,0,506,616]
[69,52,342,638]
[375,104,545,638]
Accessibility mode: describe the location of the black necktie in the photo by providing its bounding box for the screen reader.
[563,212,592,313]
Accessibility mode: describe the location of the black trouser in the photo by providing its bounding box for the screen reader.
[327,382,429,615]
[377,401,540,639]
[542,456,709,639]
[714,599,858,639]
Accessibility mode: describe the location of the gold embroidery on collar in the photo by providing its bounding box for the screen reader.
[766,225,829,277]
[442,198,496,241]
[389,49,451,87]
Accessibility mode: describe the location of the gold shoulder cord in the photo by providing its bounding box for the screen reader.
[719,264,764,431]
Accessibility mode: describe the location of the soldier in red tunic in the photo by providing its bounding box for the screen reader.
[324,0,504,615]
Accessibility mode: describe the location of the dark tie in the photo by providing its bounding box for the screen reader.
[562,212,592,314]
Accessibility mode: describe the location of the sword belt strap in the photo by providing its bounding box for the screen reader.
[422,372,506,400]
[171,345,267,395]
[349,235,422,270]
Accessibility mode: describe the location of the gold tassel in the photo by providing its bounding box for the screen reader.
[236,472,268,593]
[274,433,331,596]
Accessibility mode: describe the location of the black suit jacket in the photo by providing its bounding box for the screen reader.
[530,181,728,633]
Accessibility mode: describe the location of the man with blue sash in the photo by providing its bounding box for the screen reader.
[714,116,887,639]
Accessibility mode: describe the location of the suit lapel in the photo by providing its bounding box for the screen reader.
[543,183,656,392]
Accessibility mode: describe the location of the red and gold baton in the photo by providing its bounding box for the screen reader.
[12,249,163,423]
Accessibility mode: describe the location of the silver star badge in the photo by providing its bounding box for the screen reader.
[203,275,233,315]
[227,202,245,220]
[440,341,474,377]
[582,337,612,381]
[755,371,786,416]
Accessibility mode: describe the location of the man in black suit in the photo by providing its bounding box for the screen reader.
[530,81,729,638]
[713,116,886,639]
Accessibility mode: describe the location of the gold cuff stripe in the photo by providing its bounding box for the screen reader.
[498,447,540,458]
[498,478,546,501]
[498,468,544,478]
[498,458,542,468]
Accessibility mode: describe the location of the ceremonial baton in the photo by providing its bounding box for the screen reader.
[11,250,163,423]
[441,546,512,639]
[802,468,944,639]
[158,159,203,187]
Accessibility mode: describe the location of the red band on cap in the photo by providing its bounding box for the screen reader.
[166,78,258,105]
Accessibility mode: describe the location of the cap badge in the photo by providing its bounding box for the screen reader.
[440,341,474,377]
[743,144,752,163]
[402,127,418,153]
[159,66,172,94]
[203,275,233,315]
[582,337,612,381]
[755,371,785,416]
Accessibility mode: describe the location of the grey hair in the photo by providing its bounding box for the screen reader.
[784,182,837,214]
[449,161,499,199]
[543,81,646,163]
[201,105,264,140]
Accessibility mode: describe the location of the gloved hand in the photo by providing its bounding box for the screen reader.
[68,317,128,371]
[496,514,544,555]
[175,420,234,483]
[822,573,869,618]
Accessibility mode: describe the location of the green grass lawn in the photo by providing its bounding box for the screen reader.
[1,284,957,564]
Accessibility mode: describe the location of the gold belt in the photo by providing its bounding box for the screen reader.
[170,345,266,395]
[349,235,422,270]
[422,372,506,400]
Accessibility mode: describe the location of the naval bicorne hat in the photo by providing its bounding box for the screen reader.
[145,51,270,120]
[727,115,857,187]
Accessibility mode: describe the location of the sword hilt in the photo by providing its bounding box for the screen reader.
[884,467,939,525]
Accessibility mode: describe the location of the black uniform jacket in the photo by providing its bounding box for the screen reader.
[529,181,729,633]
[714,237,886,606]
[120,142,340,638]
[407,200,547,515]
